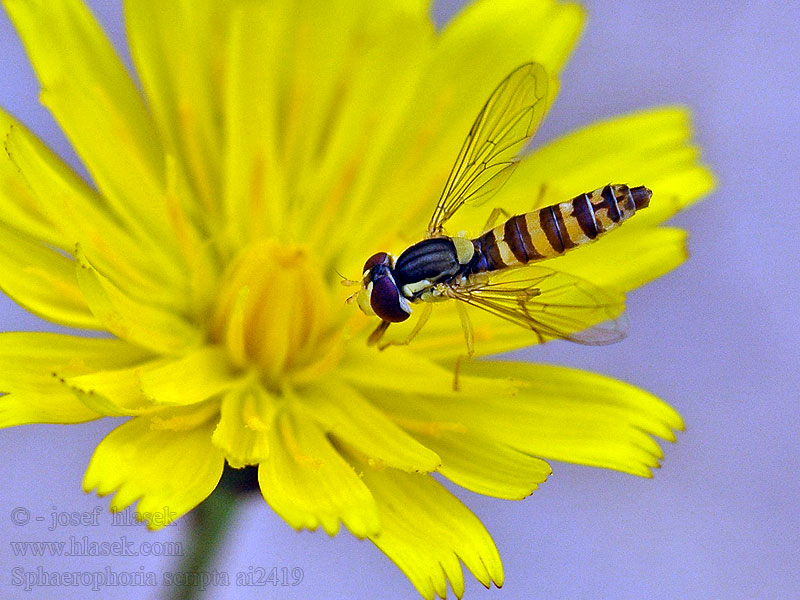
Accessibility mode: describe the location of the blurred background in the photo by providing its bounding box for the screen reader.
[1,1,798,598]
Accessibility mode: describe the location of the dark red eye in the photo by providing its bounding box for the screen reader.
[370,272,411,323]
[363,252,390,274]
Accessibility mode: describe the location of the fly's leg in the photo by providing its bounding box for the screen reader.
[367,320,391,346]
[377,302,433,351]
[455,298,475,355]
[533,182,548,209]
[453,301,475,391]
[479,183,546,233]
[481,207,511,232]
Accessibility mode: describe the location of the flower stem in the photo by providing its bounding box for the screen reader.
[169,465,259,600]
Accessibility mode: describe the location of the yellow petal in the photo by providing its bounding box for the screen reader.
[420,360,683,477]
[415,429,552,499]
[295,0,435,255]
[124,0,225,217]
[65,359,166,417]
[64,347,235,417]
[148,401,221,432]
[479,106,715,232]
[1,115,184,306]
[338,0,584,259]
[219,3,284,246]
[0,221,98,329]
[137,345,240,406]
[469,227,684,356]
[75,246,202,354]
[303,378,441,473]
[83,416,225,530]
[410,225,688,359]
[439,0,584,73]
[220,0,434,255]
[339,343,517,400]
[258,405,380,538]
[636,164,717,229]
[2,0,178,253]
[211,381,274,468]
[362,467,503,599]
[547,226,688,290]
[0,333,151,426]
[0,109,67,247]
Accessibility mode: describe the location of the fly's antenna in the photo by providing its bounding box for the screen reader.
[336,267,361,304]
[337,267,359,287]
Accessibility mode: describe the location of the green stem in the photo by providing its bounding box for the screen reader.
[168,466,259,600]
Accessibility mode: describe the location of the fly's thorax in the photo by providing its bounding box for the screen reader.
[418,283,453,303]
[451,236,476,264]
[393,237,464,299]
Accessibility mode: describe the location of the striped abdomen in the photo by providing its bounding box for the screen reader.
[471,184,651,272]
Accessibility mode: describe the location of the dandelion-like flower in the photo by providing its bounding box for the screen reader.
[0,0,714,598]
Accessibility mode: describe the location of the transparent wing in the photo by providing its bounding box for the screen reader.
[426,63,550,237]
[446,266,628,345]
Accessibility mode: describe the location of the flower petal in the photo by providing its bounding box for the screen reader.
[337,0,585,261]
[137,345,240,405]
[124,0,226,217]
[439,0,584,72]
[362,467,503,600]
[0,333,151,426]
[211,381,274,468]
[0,221,98,329]
[83,415,224,530]
[64,360,165,417]
[414,429,552,500]
[338,343,516,399]
[1,115,185,306]
[410,225,688,359]
[258,405,380,538]
[303,378,441,473]
[2,0,178,252]
[65,346,238,418]
[393,360,684,477]
[220,0,434,254]
[75,247,202,355]
[546,226,688,290]
[477,106,716,233]
[0,110,69,248]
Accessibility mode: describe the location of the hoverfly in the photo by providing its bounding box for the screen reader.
[351,63,650,356]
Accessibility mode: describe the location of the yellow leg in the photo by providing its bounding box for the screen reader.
[478,184,547,235]
[377,302,433,351]
[533,182,548,209]
[453,301,475,391]
[481,207,511,232]
[367,320,390,346]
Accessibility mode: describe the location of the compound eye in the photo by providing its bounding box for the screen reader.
[363,252,391,275]
[370,273,411,323]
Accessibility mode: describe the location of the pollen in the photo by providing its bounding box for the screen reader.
[209,239,342,389]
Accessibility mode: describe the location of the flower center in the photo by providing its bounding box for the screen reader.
[209,240,342,389]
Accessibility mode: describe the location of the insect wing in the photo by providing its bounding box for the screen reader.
[427,63,550,237]
[447,266,628,345]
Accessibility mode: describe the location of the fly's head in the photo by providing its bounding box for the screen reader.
[356,252,412,323]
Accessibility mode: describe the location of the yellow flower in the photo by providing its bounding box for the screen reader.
[0,0,714,598]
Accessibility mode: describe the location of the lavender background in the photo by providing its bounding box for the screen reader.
[1,1,798,599]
